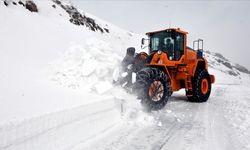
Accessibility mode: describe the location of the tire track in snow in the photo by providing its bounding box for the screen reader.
[109,97,199,150]
[75,123,142,150]
[211,84,250,150]
[65,121,120,150]
[155,103,202,150]
[89,94,207,150]
[151,120,180,150]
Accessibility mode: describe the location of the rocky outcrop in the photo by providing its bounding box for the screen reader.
[53,0,109,33]
[234,64,250,74]
[205,51,250,77]
[25,0,38,12]
[2,0,109,33]
[3,0,38,12]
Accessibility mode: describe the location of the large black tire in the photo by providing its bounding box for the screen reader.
[133,68,172,111]
[187,70,211,102]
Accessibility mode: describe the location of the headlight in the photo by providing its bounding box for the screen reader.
[157,50,162,55]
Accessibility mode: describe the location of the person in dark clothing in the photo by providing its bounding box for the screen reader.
[164,38,174,59]
[121,47,135,69]
[120,47,136,87]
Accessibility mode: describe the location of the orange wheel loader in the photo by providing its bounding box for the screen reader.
[115,28,215,111]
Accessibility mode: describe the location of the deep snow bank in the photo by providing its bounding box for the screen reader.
[0,0,142,123]
[48,38,121,92]
[0,1,144,149]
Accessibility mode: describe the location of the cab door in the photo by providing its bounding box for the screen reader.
[166,31,186,66]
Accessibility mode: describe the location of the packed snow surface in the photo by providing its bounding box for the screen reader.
[1,0,250,150]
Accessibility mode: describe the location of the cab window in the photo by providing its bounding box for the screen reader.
[175,33,184,60]
[149,31,184,61]
[151,38,160,51]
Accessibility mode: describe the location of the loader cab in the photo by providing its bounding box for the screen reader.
[144,28,187,63]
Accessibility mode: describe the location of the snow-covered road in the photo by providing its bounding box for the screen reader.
[2,84,250,150]
[3,83,250,150]
[70,84,250,150]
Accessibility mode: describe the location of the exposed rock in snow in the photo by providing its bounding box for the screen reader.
[2,0,109,33]
[4,0,9,6]
[52,0,108,33]
[204,50,250,78]
[25,0,38,12]
[234,63,250,74]
[3,0,38,12]
[18,1,25,6]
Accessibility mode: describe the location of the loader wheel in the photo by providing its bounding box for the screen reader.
[133,68,171,111]
[187,70,211,102]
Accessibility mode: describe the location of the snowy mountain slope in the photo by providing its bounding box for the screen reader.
[0,0,142,121]
[204,50,250,83]
[1,0,250,150]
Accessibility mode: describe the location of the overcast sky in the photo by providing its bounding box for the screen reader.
[72,0,250,70]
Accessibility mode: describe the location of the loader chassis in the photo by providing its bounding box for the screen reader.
[121,28,215,110]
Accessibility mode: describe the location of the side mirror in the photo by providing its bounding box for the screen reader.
[141,38,149,49]
[141,38,145,45]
